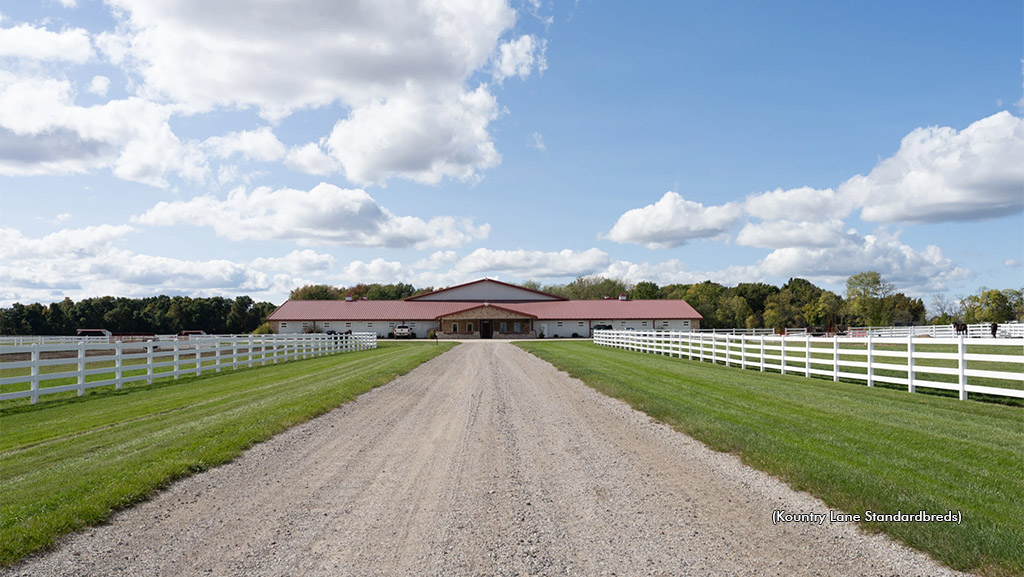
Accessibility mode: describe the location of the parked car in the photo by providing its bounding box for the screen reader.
[394,325,413,338]
[592,324,613,331]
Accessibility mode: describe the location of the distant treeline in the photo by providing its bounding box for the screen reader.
[0,295,277,336]
[290,272,1023,331]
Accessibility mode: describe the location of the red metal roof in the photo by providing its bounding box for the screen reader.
[405,278,567,301]
[268,298,702,322]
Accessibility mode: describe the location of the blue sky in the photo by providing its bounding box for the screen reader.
[1,0,1022,309]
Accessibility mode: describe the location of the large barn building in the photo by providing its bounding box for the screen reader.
[267,279,702,339]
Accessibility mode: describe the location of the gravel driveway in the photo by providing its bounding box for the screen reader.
[8,342,969,576]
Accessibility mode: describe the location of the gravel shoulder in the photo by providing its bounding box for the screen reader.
[7,342,971,576]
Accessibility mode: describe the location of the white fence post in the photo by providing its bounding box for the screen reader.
[30,347,40,404]
[115,341,123,390]
[740,335,747,370]
[958,335,967,401]
[866,334,874,387]
[759,336,765,372]
[173,340,181,380]
[805,334,811,378]
[77,341,86,396]
[907,335,915,394]
[147,342,154,384]
[832,335,839,382]
[780,337,787,375]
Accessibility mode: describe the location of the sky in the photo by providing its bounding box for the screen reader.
[1,0,1022,310]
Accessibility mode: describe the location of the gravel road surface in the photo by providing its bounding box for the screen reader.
[8,342,970,576]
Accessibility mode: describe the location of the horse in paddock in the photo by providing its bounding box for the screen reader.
[952,322,968,336]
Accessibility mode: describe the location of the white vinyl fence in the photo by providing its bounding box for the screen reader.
[0,333,376,404]
[594,330,1024,401]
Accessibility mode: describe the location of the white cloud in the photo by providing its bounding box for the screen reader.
[757,228,970,293]
[599,259,763,288]
[251,250,335,275]
[326,84,501,185]
[132,182,490,249]
[736,219,851,249]
[0,23,93,63]
[285,142,337,175]
[338,258,405,284]
[2,1,542,187]
[1006,259,1022,268]
[87,75,110,96]
[604,191,743,248]
[412,250,461,270]
[743,186,852,221]
[0,225,305,306]
[531,131,546,151]
[841,112,1024,223]
[493,34,547,82]
[204,127,285,162]
[454,248,610,277]
[0,74,205,186]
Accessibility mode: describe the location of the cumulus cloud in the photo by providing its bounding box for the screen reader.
[0,225,296,305]
[251,250,336,275]
[493,34,547,82]
[0,23,93,63]
[2,0,542,187]
[454,248,610,277]
[132,182,490,249]
[87,75,110,96]
[604,191,743,249]
[744,186,852,221]
[757,228,969,292]
[203,126,286,162]
[0,74,205,186]
[841,112,1024,223]
[736,219,851,249]
[326,84,501,185]
[285,143,337,175]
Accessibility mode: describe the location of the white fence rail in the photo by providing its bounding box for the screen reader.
[594,330,1024,401]
[0,333,377,404]
[845,323,1024,339]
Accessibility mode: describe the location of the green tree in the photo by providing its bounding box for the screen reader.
[631,281,661,300]
[845,271,894,326]
[290,284,342,300]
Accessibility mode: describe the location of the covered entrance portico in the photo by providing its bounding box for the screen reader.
[438,304,535,339]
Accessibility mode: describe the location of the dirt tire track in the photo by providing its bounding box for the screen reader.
[7,342,969,576]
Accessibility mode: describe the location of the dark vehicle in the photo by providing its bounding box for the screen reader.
[592,324,613,331]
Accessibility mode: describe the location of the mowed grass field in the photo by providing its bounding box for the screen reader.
[518,340,1024,577]
[0,341,456,566]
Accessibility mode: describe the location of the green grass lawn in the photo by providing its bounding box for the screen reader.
[518,340,1024,577]
[0,341,455,566]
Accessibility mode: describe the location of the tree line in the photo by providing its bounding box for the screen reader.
[0,295,277,336]
[5,272,1018,336]
[290,272,1023,332]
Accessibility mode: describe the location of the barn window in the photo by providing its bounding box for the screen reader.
[302,322,308,327]
[324,323,331,327]
[578,321,585,327]
[452,323,459,333]
[410,322,417,327]
[557,321,563,327]
[345,322,351,328]
[366,323,373,328]
[514,322,521,332]
[281,322,288,328]
[388,322,396,328]
[467,323,474,332]
[641,321,648,327]
[500,322,507,332]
